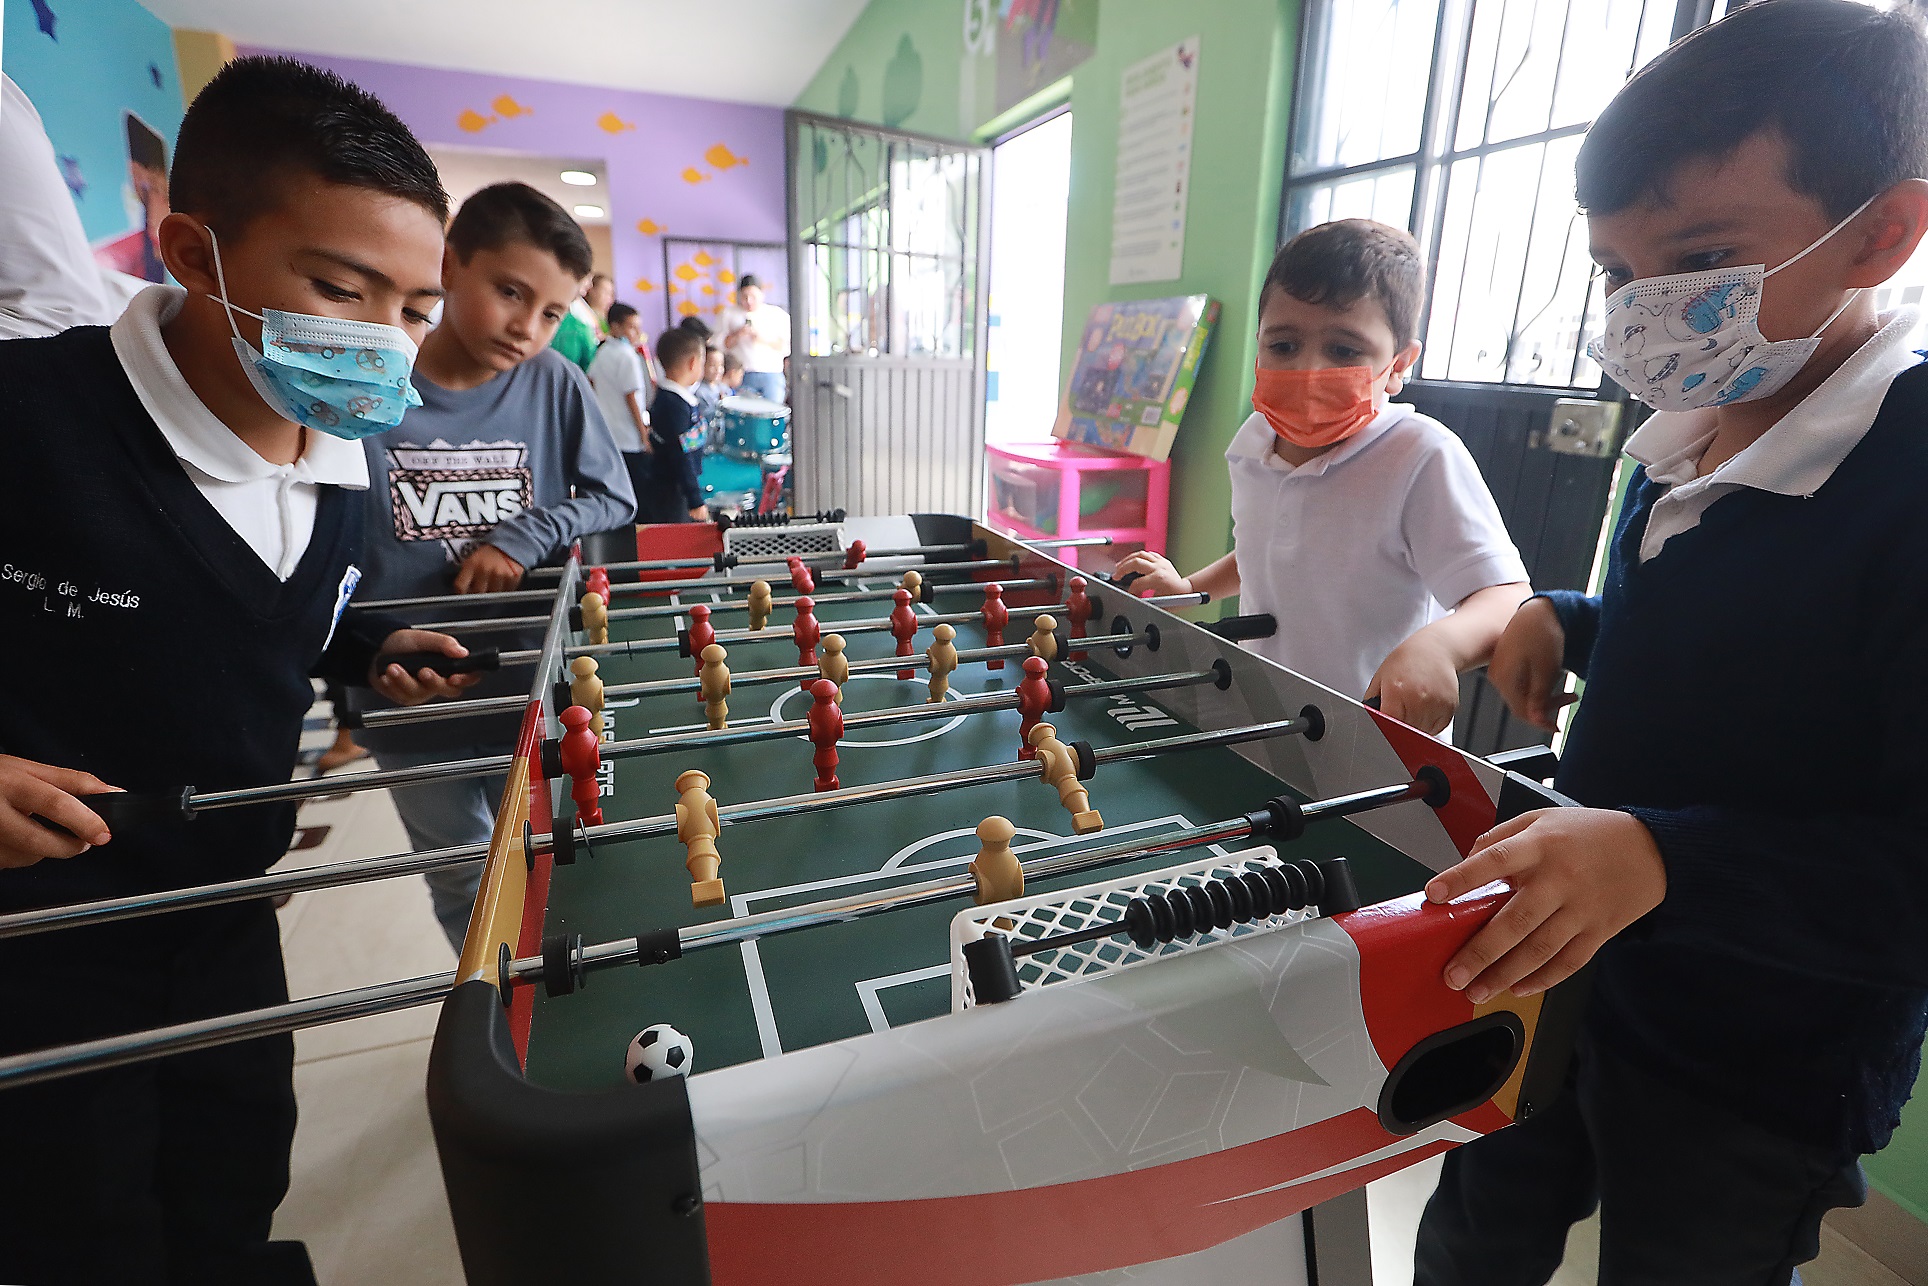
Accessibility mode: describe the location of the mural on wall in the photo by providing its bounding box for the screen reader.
[663,239,788,324]
[3,0,185,282]
[238,48,787,338]
[996,0,1098,116]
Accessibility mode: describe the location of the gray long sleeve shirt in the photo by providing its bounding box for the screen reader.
[349,347,635,754]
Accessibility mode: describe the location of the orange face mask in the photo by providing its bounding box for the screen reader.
[1252,363,1392,448]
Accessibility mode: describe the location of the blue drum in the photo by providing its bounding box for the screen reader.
[713,395,790,460]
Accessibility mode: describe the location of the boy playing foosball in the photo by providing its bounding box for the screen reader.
[1416,3,1928,1279]
[1115,219,1532,735]
[0,58,474,1283]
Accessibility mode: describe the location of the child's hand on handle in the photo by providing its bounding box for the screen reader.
[1488,597,1577,731]
[0,756,118,867]
[1425,807,1666,1001]
[1364,634,1460,735]
[1110,551,1191,598]
[688,505,710,522]
[371,630,484,705]
[453,544,526,594]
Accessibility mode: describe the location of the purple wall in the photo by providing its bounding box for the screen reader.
[241,48,787,337]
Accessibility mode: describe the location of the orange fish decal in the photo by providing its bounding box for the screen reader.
[677,300,701,316]
[635,218,664,235]
[492,95,532,118]
[633,278,656,292]
[717,268,736,285]
[673,263,700,282]
[598,111,635,134]
[701,284,715,295]
[681,167,710,184]
[704,143,746,170]
[457,109,496,133]
[693,251,714,266]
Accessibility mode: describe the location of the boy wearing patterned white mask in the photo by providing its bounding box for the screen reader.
[1416,3,1928,1281]
[1116,218,1531,735]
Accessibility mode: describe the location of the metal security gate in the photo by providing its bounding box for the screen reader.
[785,111,991,517]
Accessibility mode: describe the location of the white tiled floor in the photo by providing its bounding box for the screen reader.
[267,730,1909,1286]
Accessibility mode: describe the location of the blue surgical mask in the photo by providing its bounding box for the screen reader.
[205,227,423,439]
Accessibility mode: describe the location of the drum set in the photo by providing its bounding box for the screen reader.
[697,395,791,516]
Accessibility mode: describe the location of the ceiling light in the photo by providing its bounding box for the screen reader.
[560,170,597,186]
[572,204,606,219]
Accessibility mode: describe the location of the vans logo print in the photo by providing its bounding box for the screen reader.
[386,443,534,544]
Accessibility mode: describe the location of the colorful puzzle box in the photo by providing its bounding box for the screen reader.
[1053,295,1219,461]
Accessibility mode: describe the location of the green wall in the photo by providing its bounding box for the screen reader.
[797,0,1301,599]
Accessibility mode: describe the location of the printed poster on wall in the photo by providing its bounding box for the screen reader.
[1108,36,1198,286]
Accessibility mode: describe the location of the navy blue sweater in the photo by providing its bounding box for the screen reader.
[1545,361,1928,1158]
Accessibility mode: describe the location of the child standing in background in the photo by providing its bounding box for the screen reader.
[590,301,654,500]
[640,326,712,524]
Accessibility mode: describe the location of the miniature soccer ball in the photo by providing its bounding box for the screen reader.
[624,1023,693,1082]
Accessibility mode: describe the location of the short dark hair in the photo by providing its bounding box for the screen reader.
[1261,219,1424,350]
[738,274,762,291]
[677,315,714,341]
[1577,0,1928,220]
[446,181,594,278]
[722,352,743,373]
[607,302,638,328]
[656,326,705,372]
[170,56,447,237]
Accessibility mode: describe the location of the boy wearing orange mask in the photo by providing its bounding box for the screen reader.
[1116,219,1529,734]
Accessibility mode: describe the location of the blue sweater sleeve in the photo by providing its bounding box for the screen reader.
[1539,590,1602,678]
[485,363,637,569]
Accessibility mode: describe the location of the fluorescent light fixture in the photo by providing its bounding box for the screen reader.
[560,170,597,186]
[572,204,606,219]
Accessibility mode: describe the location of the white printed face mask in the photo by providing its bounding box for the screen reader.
[1586,194,1875,412]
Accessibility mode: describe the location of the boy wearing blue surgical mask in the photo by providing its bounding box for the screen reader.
[1415,3,1928,1281]
[0,58,475,1282]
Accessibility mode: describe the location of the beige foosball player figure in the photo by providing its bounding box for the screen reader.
[1028,614,1058,663]
[699,644,731,731]
[818,633,849,700]
[675,769,725,907]
[569,655,606,735]
[580,591,609,645]
[926,623,958,703]
[1027,722,1103,834]
[746,580,774,631]
[970,815,1023,906]
[901,569,923,599]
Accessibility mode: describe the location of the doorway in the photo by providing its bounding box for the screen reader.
[985,112,1074,446]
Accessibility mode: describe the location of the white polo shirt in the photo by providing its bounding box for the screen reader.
[110,285,370,580]
[1625,306,1924,562]
[1225,404,1528,699]
[588,336,649,452]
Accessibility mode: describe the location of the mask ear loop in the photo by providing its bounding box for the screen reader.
[1762,192,1879,340]
[205,225,268,343]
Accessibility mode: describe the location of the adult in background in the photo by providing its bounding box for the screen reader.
[721,274,790,402]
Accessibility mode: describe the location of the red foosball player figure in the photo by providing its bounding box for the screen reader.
[806,678,844,792]
[843,538,867,570]
[982,583,1009,671]
[688,603,717,696]
[793,595,821,677]
[558,704,604,826]
[1016,655,1051,758]
[889,588,919,679]
[1067,575,1092,662]
[788,556,815,594]
[586,565,611,603]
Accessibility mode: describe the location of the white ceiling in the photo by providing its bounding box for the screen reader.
[428,145,610,225]
[140,0,872,106]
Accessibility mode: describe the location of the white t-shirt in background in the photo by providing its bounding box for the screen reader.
[1225,404,1528,700]
[588,336,648,452]
[720,302,791,373]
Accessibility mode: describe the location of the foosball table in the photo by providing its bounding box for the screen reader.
[419,514,1586,1285]
[0,513,1584,1286]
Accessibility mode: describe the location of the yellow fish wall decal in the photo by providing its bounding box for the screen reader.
[633,278,656,292]
[692,251,714,266]
[635,218,664,235]
[681,167,710,184]
[677,300,700,316]
[704,144,746,169]
[492,95,532,118]
[457,109,496,133]
[598,111,635,134]
[717,268,736,285]
[701,284,715,295]
[673,264,699,281]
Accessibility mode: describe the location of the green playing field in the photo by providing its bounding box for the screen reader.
[521,576,1435,1093]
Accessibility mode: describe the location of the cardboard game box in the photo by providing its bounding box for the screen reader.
[1053,295,1218,461]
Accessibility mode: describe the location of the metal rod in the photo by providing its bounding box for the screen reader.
[0,971,458,1091]
[186,753,518,813]
[521,556,1030,603]
[0,716,1315,940]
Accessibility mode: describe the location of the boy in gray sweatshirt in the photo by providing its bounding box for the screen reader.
[352,182,635,950]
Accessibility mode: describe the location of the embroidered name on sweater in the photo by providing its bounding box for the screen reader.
[385,442,533,548]
[2,562,140,617]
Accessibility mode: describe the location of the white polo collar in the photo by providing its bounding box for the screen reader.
[1225,401,1410,477]
[657,377,700,407]
[109,285,370,489]
[1625,306,1924,496]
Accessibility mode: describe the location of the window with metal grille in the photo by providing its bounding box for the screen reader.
[1281,0,1746,390]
